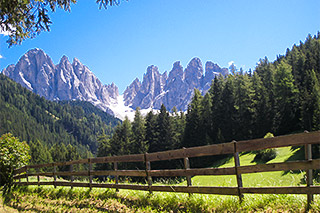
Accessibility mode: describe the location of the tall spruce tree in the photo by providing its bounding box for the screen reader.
[131,107,147,154]
[219,75,237,142]
[145,110,158,153]
[273,61,300,135]
[110,117,132,156]
[201,92,213,145]
[171,106,185,149]
[251,72,270,138]
[301,69,320,131]
[183,89,204,148]
[233,73,254,140]
[154,104,174,152]
[209,75,225,143]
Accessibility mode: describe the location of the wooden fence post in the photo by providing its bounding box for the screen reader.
[53,163,57,188]
[37,168,40,187]
[305,143,313,209]
[233,140,243,202]
[70,164,74,189]
[26,166,29,183]
[114,161,119,192]
[88,158,93,190]
[144,153,152,193]
[183,147,192,196]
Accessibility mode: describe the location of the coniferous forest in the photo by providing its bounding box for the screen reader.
[97,33,320,171]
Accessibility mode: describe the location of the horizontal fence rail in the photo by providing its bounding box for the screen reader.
[13,131,320,208]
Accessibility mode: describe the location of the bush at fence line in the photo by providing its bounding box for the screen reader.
[0,133,30,186]
[0,133,30,198]
[252,132,277,163]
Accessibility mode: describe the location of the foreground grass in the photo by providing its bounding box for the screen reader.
[4,184,320,212]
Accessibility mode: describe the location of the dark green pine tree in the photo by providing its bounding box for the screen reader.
[201,92,213,145]
[110,117,132,156]
[96,133,112,171]
[145,110,158,153]
[251,72,270,138]
[254,58,276,133]
[209,75,225,143]
[29,140,52,166]
[233,72,254,140]
[300,69,320,131]
[183,89,204,148]
[171,106,185,149]
[219,75,237,142]
[97,133,111,157]
[273,61,300,135]
[131,107,147,154]
[154,104,174,152]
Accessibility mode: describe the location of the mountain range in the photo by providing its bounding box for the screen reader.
[2,48,228,119]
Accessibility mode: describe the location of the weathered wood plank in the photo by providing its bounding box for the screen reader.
[54,171,88,176]
[241,186,320,194]
[13,166,27,175]
[237,131,320,152]
[13,181,238,195]
[146,142,234,162]
[149,167,235,177]
[17,167,235,178]
[14,182,53,186]
[238,159,320,175]
[27,163,53,169]
[13,174,27,179]
[54,159,88,166]
[91,154,145,163]
[150,186,239,195]
[92,170,147,177]
[14,181,320,195]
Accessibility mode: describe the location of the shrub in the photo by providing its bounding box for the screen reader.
[0,133,30,187]
[253,149,277,163]
[252,132,277,163]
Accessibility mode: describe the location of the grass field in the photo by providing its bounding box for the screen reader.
[3,146,320,212]
[190,146,309,188]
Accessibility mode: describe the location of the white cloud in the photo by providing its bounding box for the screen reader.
[228,61,235,67]
[0,55,3,59]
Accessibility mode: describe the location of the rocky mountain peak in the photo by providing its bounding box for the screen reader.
[168,61,183,81]
[2,48,118,113]
[123,78,142,106]
[184,57,203,89]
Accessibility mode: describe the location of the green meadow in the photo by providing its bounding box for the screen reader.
[3,146,320,212]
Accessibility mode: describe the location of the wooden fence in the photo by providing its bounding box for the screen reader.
[13,131,320,207]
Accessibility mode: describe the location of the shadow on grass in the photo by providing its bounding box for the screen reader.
[282,146,305,176]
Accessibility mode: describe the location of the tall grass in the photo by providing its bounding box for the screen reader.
[4,184,320,212]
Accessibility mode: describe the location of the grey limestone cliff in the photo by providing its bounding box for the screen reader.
[124,57,229,111]
[2,48,118,112]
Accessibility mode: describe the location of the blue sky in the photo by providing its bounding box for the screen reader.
[1,0,320,93]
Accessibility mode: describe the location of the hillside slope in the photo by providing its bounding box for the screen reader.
[0,74,120,157]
